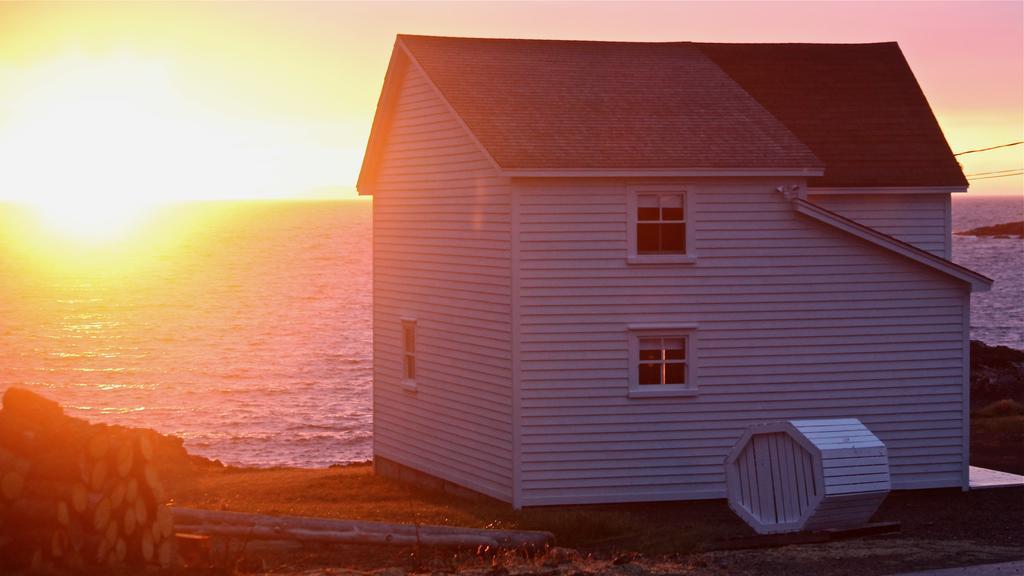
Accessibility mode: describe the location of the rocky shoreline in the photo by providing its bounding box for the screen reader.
[955,221,1024,238]
[971,339,1024,413]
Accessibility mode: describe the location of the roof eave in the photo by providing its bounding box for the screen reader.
[808,185,969,195]
[503,167,825,179]
[356,39,410,196]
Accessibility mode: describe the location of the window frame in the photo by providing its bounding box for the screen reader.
[627,324,698,398]
[627,186,697,265]
[400,318,417,392]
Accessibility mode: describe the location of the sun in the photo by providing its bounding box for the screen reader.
[0,54,196,240]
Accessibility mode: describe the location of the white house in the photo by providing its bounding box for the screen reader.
[356,35,993,508]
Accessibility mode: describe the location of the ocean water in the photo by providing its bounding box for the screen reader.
[952,194,1024,350]
[0,201,373,468]
[0,195,1018,468]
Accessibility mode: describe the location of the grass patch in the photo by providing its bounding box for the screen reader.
[971,413,1024,475]
[169,464,745,554]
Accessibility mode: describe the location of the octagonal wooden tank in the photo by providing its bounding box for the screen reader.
[725,418,891,534]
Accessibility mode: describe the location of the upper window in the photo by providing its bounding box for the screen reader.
[628,326,697,397]
[628,188,695,264]
[401,319,417,390]
[637,193,685,254]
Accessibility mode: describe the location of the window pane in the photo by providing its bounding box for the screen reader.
[660,223,685,253]
[637,223,660,253]
[404,355,415,379]
[638,363,662,385]
[638,195,659,221]
[639,342,662,361]
[637,207,660,221]
[403,325,415,353]
[665,362,686,384]
[661,207,683,221]
[638,195,659,208]
[660,194,683,208]
[660,194,683,221]
[664,338,685,359]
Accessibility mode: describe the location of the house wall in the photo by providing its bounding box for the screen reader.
[372,64,515,501]
[515,180,968,506]
[807,193,952,258]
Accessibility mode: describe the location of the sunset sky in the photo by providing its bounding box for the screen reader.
[0,0,1020,205]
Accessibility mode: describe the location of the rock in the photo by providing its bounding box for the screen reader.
[2,387,64,427]
[608,563,647,576]
[971,340,1024,411]
[542,547,581,567]
[611,552,640,566]
[955,221,1024,238]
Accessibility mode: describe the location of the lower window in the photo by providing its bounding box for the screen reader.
[638,336,687,385]
[628,327,697,397]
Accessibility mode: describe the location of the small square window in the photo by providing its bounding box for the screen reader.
[628,327,697,397]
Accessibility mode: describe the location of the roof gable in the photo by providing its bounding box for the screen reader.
[359,35,967,191]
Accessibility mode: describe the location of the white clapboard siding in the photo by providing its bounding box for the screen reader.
[726,419,891,534]
[372,64,515,501]
[808,193,951,258]
[516,181,968,506]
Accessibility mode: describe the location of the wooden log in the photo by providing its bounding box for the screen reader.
[157,538,172,568]
[134,496,148,525]
[174,523,501,548]
[114,537,126,563]
[125,478,138,503]
[27,453,79,482]
[93,498,111,531]
[141,531,154,563]
[87,432,110,461]
[110,479,126,509]
[156,506,173,539]
[138,435,153,462]
[142,463,162,497]
[8,497,58,523]
[1,471,25,500]
[0,447,31,473]
[50,529,67,558]
[104,519,118,546]
[116,442,134,478]
[71,483,87,514]
[95,534,110,564]
[123,506,137,536]
[176,533,209,568]
[171,507,555,550]
[89,459,108,492]
[57,500,70,526]
[150,517,162,544]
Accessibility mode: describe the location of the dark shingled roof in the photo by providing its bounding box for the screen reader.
[696,42,967,188]
[385,35,965,188]
[399,35,822,172]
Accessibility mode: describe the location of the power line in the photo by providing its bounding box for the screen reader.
[964,168,1024,177]
[967,171,1023,181]
[954,141,1023,156]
